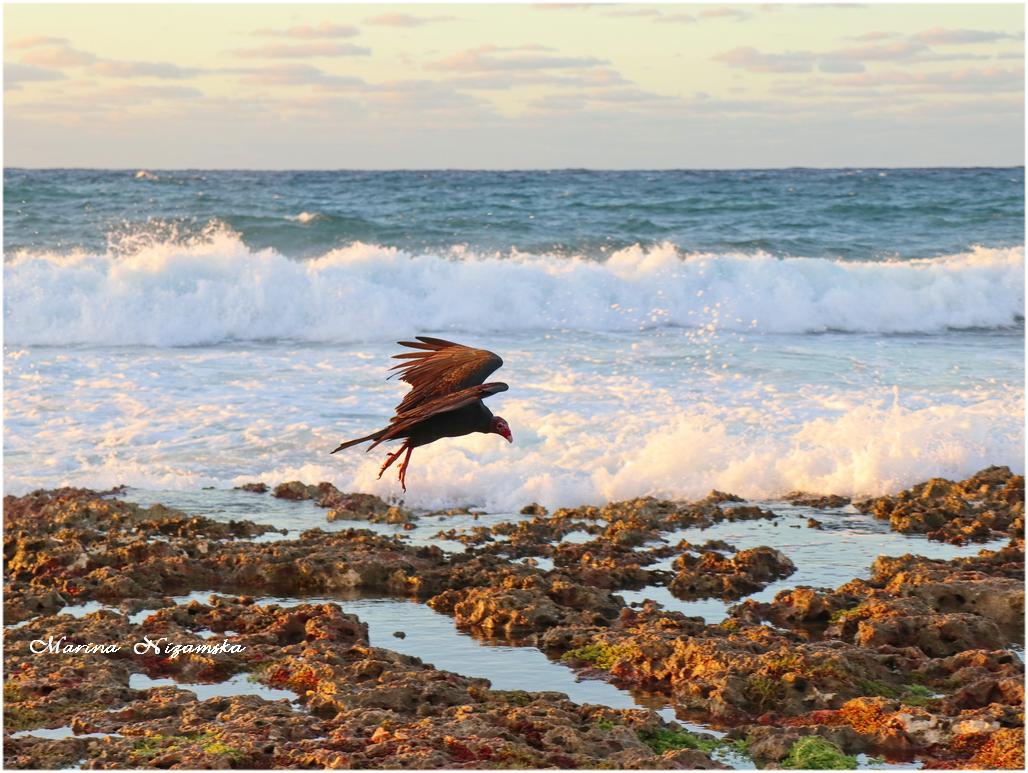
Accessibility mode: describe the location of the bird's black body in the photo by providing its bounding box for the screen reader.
[405,401,495,448]
[331,337,511,490]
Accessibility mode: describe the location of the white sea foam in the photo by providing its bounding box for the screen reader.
[3,225,1023,346]
[331,394,1023,509]
[3,333,1023,508]
[2,391,1020,510]
[4,224,1022,505]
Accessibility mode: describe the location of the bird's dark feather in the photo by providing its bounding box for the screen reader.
[388,336,503,414]
[330,337,508,457]
[368,382,508,450]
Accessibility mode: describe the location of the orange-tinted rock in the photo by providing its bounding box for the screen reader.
[855,466,1024,543]
[669,547,795,601]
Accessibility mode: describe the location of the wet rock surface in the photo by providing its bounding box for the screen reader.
[4,468,1024,769]
[784,492,852,509]
[3,488,722,769]
[854,466,1024,544]
[669,546,796,601]
[236,482,269,494]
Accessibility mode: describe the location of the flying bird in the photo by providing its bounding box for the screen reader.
[331,337,512,491]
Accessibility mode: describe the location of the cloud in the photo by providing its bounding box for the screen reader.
[606,8,662,18]
[525,76,679,115]
[920,51,994,63]
[252,22,359,39]
[6,2,1022,168]
[364,80,490,114]
[364,13,458,27]
[833,66,1024,93]
[8,36,71,49]
[532,3,598,10]
[680,95,780,115]
[14,82,204,112]
[260,93,363,119]
[20,44,96,67]
[608,8,699,23]
[102,84,203,102]
[799,2,868,9]
[581,86,673,104]
[4,62,66,89]
[526,93,588,111]
[717,39,942,75]
[604,7,750,24]
[818,59,866,74]
[429,45,607,72]
[808,40,928,72]
[915,27,1018,45]
[93,60,203,79]
[529,85,672,112]
[528,89,776,117]
[234,64,366,89]
[699,7,752,22]
[450,66,629,92]
[845,31,900,42]
[828,41,929,61]
[232,43,371,59]
[714,47,813,73]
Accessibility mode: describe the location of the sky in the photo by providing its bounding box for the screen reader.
[3,2,1025,169]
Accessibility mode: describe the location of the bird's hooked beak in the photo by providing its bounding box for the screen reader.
[492,417,513,443]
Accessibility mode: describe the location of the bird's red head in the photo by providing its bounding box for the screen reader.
[490,416,513,443]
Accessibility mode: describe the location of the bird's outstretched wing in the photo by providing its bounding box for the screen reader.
[389,336,504,413]
[368,382,509,450]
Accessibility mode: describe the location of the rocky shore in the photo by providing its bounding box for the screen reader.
[3,467,1023,769]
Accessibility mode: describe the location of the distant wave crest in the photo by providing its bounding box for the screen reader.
[4,223,1024,346]
[287,211,326,224]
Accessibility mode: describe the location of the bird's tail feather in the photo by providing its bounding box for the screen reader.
[330,430,383,454]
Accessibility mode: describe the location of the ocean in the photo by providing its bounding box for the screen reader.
[3,168,1024,509]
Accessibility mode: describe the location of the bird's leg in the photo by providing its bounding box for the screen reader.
[397,446,413,492]
[378,446,406,480]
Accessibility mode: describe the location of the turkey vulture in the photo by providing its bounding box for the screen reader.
[331,337,512,490]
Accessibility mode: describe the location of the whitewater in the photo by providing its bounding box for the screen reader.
[4,228,1024,347]
[3,168,1024,508]
[4,228,1023,508]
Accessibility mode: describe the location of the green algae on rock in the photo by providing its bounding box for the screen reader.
[781,737,858,770]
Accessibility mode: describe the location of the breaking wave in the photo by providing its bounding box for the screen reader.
[4,224,1023,346]
[2,388,1021,509]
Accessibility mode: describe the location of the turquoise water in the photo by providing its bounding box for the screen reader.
[5,168,1024,260]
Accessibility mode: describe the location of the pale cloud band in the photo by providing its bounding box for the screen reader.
[4,3,1024,168]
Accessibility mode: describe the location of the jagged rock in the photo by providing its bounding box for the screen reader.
[854,466,1024,543]
[784,492,851,509]
[272,481,318,500]
[669,547,796,600]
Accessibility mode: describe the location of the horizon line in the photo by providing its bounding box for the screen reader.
[6,164,1026,173]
